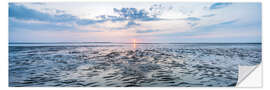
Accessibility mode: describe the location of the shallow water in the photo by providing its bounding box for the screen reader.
[9,43,261,87]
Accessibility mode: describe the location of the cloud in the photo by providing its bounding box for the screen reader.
[126,21,140,27]
[9,18,74,31]
[185,17,200,21]
[76,19,107,25]
[98,8,160,21]
[149,4,173,17]
[187,22,198,28]
[9,3,168,32]
[91,7,160,24]
[9,3,161,33]
[192,19,238,32]
[219,20,238,25]
[77,7,162,28]
[30,2,46,5]
[209,3,232,10]
[201,14,215,17]
[136,29,160,33]
[9,3,77,23]
[113,8,148,19]
[9,3,108,26]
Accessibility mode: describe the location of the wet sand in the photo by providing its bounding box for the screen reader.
[9,43,261,87]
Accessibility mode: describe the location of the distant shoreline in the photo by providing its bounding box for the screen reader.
[9,42,262,44]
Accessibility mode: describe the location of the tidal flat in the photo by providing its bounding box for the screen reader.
[9,43,261,87]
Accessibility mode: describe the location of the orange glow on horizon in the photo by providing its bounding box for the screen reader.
[133,39,136,49]
[133,39,136,44]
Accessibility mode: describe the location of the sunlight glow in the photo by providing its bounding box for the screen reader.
[133,39,136,49]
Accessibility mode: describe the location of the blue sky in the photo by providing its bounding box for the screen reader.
[9,2,261,43]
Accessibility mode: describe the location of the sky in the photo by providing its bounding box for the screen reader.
[9,2,261,43]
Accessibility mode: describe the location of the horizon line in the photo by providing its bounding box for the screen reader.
[9,41,262,44]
